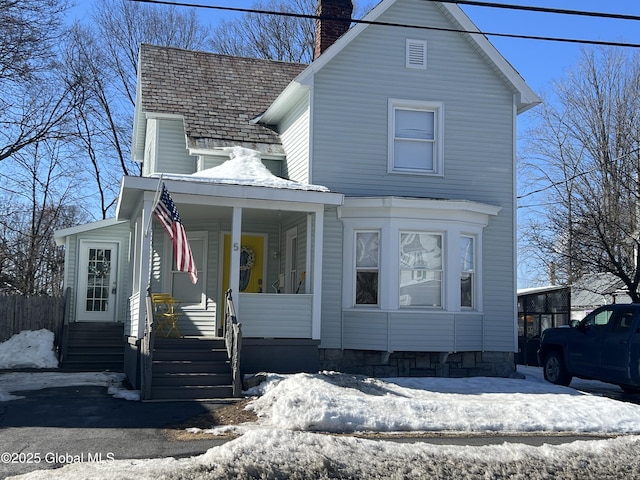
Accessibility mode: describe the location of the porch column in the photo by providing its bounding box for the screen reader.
[137,193,154,339]
[310,209,324,340]
[230,206,242,311]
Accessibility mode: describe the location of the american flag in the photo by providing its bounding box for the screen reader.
[153,183,198,284]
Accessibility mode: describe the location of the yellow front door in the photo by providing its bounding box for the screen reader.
[222,234,265,294]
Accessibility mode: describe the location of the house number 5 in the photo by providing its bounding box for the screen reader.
[233,243,239,251]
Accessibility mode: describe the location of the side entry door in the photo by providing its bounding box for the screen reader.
[76,241,119,322]
[601,306,637,384]
[567,305,615,378]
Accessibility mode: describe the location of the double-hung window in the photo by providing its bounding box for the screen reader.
[389,99,443,175]
[460,236,475,308]
[355,231,379,305]
[399,233,443,307]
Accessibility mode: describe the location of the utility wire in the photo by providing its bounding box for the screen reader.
[428,0,640,22]
[128,0,640,49]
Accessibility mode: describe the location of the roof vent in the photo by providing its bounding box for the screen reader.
[406,39,427,69]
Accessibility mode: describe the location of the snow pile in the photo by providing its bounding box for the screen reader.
[240,371,640,434]
[11,430,640,480]
[0,330,58,369]
[159,146,329,191]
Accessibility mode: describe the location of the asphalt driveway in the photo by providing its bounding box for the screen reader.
[0,384,231,478]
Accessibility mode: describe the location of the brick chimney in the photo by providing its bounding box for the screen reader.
[314,0,353,60]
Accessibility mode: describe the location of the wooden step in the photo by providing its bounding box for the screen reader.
[62,322,124,372]
[152,360,231,374]
[150,385,234,400]
[148,337,234,400]
[152,372,233,387]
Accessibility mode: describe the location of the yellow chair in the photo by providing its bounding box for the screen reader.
[151,293,182,338]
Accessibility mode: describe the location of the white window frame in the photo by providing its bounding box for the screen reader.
[399,231,444,309]
[164,230,208,309]
[460,235,476,309]
[354,230,380,307]
[388,99,444,176]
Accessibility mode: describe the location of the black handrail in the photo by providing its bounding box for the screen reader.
[224,289,243,397]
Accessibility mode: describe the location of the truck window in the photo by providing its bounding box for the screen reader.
[583,308,614,327]
[611,310,635,333]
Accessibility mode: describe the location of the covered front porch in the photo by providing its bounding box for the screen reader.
[116,175,343,345]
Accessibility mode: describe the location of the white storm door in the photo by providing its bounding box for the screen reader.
[76,242,119,322]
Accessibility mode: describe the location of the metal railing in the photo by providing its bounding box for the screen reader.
[140,294,155,400]
[224,289,243,397]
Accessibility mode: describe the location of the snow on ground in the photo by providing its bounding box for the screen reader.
[0,330,139,401]
[4,331,640,478]
[0,330,58,369]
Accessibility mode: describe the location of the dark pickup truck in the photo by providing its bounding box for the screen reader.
[537,303,640,393]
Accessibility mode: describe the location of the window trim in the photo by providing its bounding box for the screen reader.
[399,231,444,309]
[164,230,208,309]
[460,234,476,310]
[388,99,444,176]
[354,230,381,307]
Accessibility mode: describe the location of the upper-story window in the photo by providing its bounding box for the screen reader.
[388,99,443,175]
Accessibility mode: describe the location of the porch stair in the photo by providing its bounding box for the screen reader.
[61,322,124,371]
[150,337,234,400]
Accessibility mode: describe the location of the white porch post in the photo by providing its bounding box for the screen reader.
[310,209,324,340]
[230,206,242,312]
[137,193,154,339]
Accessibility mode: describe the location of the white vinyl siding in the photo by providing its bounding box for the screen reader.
[320,207,344,348]
[342,310,484,352]
[279,96,311,184]
[144,118,194,175]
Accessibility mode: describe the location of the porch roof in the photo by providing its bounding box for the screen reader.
[115,175,344,220]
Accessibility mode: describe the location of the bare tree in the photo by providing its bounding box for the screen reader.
[0,140,85,295]
[520,47,640,300]
[0,0,79,162]
[210,0,373,63]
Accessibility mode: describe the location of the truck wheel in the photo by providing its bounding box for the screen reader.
[543,351,572,386]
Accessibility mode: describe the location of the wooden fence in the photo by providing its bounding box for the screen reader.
[0,295,66,343]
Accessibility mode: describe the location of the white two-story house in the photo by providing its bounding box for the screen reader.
[56,0,540,399]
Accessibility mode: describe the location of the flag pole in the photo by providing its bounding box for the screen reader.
[145,174,164,237]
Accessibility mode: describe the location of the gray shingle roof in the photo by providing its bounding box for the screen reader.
[139,44,307,152]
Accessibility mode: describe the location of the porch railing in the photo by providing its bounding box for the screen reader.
[140,294,155,401]
[224,289,243,397]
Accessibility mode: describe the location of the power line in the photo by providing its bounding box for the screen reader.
[429,0,640,22]
[128,0,640,49]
